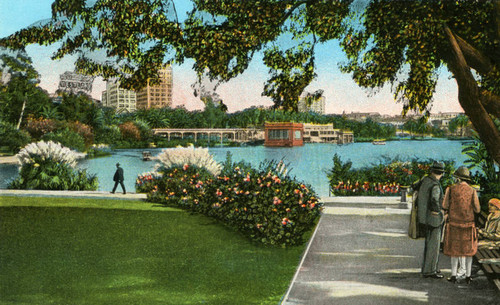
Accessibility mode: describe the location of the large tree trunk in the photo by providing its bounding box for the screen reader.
[444,27,500,165]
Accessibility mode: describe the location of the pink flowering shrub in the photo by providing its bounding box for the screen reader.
[201,163,322,246]
[137,157,322,247]
[328,154,455,196]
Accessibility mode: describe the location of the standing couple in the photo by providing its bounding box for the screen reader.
[413,162,480,284]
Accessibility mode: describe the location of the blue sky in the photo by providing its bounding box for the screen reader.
[0,0,463,115]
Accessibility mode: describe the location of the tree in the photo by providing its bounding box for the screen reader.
[448,114,470,137]
[2,1,500,163]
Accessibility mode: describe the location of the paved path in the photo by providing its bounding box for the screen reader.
[282,197,499,305]
[0,189,147,200]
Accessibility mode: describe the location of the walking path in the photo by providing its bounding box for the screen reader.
[0,189,146,200]
[281,197,499,304]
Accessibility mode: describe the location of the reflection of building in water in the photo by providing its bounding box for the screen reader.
[298,94,326,114]
[101,80,137,113]
[136,66,173,109]
[303,124,354,144]
[58,71,94,95]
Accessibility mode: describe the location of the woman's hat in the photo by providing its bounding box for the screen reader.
[430,161,445,173]
[489,198,500,211]
[453,166,471,181]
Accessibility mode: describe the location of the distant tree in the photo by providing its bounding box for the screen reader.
[448,114,470,137]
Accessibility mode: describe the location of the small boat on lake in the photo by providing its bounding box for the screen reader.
[372,139,386,145]
[142,151,152,161]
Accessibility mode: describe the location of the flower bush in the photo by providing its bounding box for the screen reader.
[9,141,97,190]
[154,145,222,176]
[327,154,455,196]
[68,121,94,147]
[119,121,141,141]
[25,116,57,139]
[137,151,322,247]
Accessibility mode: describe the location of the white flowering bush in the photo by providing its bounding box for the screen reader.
[16,141,85,168]
[154,145,222,176]
[9,141,97,190]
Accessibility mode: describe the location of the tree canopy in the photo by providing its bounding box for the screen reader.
[1,0,500,163]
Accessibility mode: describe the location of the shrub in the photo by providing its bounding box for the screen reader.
[200,162,322,246]
[42,129,86,152]
[9,141,97,190]
[86,144,112,158]
[68,121,94,147]
[154,145,222,176]
[119,121,141,141]
[94,125,122,144]
[139,151,322,247]
[0,121,31,153]
[25,116,57,139]
[327,154,455,196]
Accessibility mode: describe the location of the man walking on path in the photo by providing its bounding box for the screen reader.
[413,161,445,278]
[111,163,126,194]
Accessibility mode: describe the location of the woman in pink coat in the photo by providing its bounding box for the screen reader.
[442,166,480,284]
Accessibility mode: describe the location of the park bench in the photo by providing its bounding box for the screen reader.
[475,210,500,291]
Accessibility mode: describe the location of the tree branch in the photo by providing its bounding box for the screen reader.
[444,25,500,164]
[480,89,500,118]
[455,34,494,75]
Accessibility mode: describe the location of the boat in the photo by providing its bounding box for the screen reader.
[142,151,152,161]
[372,139,386,145]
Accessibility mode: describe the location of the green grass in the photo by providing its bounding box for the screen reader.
[0,196,309,305]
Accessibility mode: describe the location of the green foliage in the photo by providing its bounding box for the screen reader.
[462,134,500,209]
[42,128,86,152]
[0,120,31,153]
[0,76,51,126]
[94,125,122,145]
[8,160,98,191]
[327,154,456,196]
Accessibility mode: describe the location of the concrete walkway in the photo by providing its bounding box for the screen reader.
[0,189,146,200]
[281,197,499,305]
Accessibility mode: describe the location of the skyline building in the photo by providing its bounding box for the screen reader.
[136,66,173,109]
[57,71,94,96]
[298,94,326,114]
[101,80,137,113]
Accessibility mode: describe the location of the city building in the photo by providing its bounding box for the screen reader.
[343,111,382,121]
[303,123,354,144]
[264,122,304,147]
[136,66,173,109]
[57,71,94,96]
[101,80,137,113]
[298,94,326,114]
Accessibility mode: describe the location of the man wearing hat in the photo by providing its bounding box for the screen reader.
[442,166,480,284]
[111,162,126,194]
[412,161,445,278]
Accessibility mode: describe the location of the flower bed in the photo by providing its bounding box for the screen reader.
[136,149,322,247]
[327,154,455,196]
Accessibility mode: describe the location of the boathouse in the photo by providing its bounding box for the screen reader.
[264,122,304,147]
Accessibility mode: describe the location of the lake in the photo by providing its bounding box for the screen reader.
[0,140,470,196]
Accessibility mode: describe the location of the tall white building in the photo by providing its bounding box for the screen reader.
[298,94,326,114]
[101,80,137,113]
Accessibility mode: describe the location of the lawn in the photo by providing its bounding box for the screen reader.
[0,196,310,305]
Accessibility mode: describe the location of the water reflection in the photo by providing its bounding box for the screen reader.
[0,140,467,196]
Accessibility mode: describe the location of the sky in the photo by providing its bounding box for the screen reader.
[0,0,464,115]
